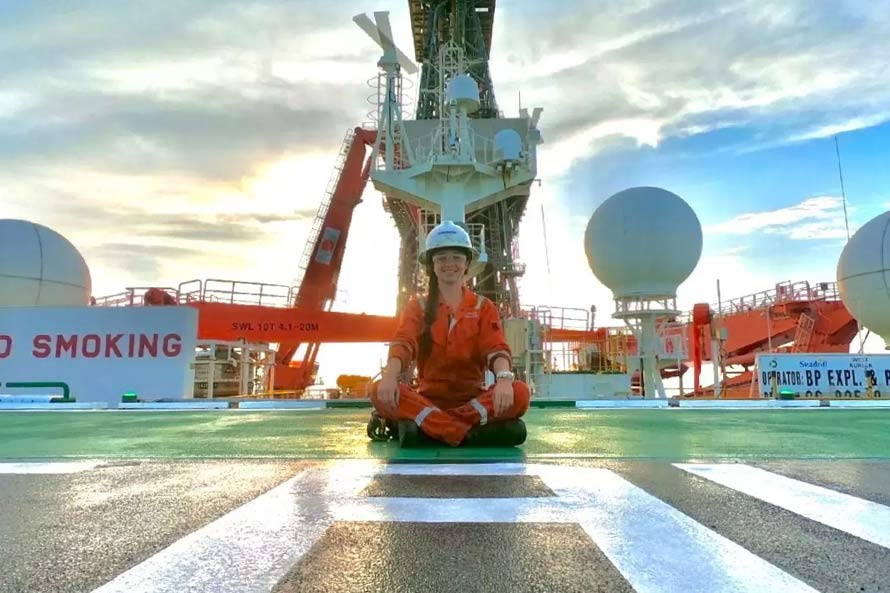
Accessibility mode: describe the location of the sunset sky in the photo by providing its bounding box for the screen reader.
[2,0,889,380]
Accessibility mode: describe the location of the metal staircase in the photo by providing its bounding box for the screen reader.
[292,128,356,297]
[792,312,816,352]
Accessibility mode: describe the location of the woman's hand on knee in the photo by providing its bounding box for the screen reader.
[492,380,514,418]
[377,375,399,416]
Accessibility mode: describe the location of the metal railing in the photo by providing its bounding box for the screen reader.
[517,303,689,374]
[199,279,292,307]
[91,286,179,307]
[394,121,532,172]
[520,305,593,332]
[92,279,295,309]
[713,281,840,316]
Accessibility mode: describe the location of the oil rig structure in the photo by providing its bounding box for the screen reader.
[276,0,542,389]
[91,1,857,401]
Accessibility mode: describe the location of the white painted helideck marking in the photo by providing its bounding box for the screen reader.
[237,400,326,410]
[92,462,818,593]
[676,462,890,549]
[90,461,373,593]
[339,464,818,593]
[379,462,533,476]
[575,399,668,409]
[0,461,102,474]
[829,399,890,408]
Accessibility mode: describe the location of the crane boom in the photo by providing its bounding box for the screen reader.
[274,127,377,390]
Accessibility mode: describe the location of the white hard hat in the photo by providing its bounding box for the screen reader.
[418,220,479,264]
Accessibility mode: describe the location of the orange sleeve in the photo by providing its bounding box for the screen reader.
[479,298,512,370]
[387,298,424,370]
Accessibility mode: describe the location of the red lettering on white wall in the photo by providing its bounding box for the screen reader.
[23,333,185,359]
[0,335,11,358]
[138,334,158,358]
[105,334,123,357]
[32,335,51,358]
[162,334,182,357]
[56,334,78,358]
[81,334,101,358]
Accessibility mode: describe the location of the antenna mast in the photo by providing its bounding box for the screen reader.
[835,135,864,354]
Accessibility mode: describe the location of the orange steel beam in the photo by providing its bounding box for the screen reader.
[547,328,601,342]
[191,302,398,343]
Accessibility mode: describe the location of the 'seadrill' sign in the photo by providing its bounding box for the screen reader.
[755,353,890,398]
[0,306,197,405]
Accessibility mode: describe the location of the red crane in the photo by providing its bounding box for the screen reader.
[273,127,377,390]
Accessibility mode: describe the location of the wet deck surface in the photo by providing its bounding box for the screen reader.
[2,407,890,461]
[2,409,890,592]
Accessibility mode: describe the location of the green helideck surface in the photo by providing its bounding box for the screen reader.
[1,409,889,461]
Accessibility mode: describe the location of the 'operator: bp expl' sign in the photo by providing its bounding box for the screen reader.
[756,353,890,398]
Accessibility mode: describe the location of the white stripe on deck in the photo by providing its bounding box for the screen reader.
[91,461,817,593]
[676,463,890,549]
[535,465,817,593]
[0,461,102,474]
[91,464,374,593]
[379,462,532,476]
[344,463,817,593]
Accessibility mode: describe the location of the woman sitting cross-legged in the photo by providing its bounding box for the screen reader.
[367,221,530,447]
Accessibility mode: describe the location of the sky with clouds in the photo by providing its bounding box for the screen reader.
[2,0,889,380]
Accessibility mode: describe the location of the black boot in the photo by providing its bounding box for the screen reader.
[366,411,398,442]
[397,421,439,448]
[463,419,527,447]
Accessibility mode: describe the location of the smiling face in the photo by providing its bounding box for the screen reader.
[431,248,469,285]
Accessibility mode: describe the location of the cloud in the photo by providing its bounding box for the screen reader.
[491,0,890,175]
[0,0,385,181]
[0,0,886,371]
[0,77,363,181]
[4,188,314,241]
[787,111,890,143]
[89,243,204,282]
[708,195,851,239]
[678,248,770,310]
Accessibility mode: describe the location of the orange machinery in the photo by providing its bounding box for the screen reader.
[688,280,857,397]
[505,280,856,397]
[181,280,855,398]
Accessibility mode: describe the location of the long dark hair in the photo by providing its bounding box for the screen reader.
[419,262,438,362]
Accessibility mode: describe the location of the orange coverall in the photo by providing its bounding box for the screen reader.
[370,286,530,445]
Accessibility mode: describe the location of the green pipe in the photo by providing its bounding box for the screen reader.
[4,381,73,402]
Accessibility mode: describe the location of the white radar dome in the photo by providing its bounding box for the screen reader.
[494,129,522,162]
[584,187,702,299]
[837,210,890,348]
[0,219,92,306]
[446,74,480,113]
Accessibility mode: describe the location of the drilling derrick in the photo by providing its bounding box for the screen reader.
[411,0,498,120]
[376,0,541,317]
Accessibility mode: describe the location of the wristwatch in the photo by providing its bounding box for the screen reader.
[495,370,515,382]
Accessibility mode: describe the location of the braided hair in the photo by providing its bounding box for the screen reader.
[419,262,438,363]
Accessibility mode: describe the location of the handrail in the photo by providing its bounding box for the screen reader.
[92,279,294,308]
[711,280,840,316]
[91,286,178,307]
[202,279,291,307]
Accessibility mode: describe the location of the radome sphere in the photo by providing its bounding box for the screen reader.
[584,187,702,299]
[837,211,890,348]
[0,219,92,306]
